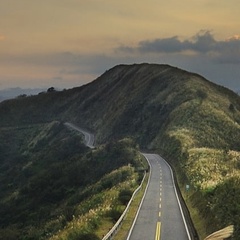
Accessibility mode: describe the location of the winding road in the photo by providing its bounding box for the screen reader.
[64,122,95,148]
[65,123,191,240]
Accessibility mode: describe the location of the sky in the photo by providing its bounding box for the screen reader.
[0,0,240,91]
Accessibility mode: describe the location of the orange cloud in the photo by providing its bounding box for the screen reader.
[226,35,240,41]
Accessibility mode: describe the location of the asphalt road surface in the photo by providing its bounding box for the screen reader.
[128,153,191,240]
[64,122,95,148]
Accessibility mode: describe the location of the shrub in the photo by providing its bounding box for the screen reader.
[118,189,133,205]
[68,229,100,240]
[107,207,122,222]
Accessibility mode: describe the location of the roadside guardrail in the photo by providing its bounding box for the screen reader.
[102,170,147,240]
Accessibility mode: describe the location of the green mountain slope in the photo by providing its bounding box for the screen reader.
[0,121,144,239]
[1,63,240,238]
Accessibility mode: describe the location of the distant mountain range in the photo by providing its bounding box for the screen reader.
[0,87,46,101]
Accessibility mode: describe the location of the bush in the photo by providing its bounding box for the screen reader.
[118,189,133,205]
[108,207,122,222]
[68,228,100,240]
[68,231,100,240]
[0,226,20,240]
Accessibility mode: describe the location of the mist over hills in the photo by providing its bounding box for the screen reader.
[1,63,240,239]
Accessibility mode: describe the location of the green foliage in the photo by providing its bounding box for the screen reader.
[50,164,139,239]
[0,225,21,240]
[67,227,100,240]
[0,121,142,239]
[108,207,123,222]
[191,177,240,238]
[118,189,133,205]
[206,177,240,238]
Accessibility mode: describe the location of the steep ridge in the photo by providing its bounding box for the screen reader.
[1,63,240,238]
[67,63,240,156]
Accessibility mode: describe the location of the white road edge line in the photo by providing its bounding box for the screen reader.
[160,155,192,240]
[126,153,152,240]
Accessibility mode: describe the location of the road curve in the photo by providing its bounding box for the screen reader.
[64,123,191,239]
[127,153,191,240]
[64,122,95,148]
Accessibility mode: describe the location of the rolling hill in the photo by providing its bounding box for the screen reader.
[1,63,240,239]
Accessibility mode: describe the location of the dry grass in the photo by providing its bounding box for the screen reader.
[114,172,149,240]
[204,225,234,240]
[184,148,240,190]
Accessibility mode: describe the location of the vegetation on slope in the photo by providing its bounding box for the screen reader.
[0,121,145,239]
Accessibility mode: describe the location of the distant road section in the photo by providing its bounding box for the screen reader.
[127,153,191,240]
[64,122,95,148]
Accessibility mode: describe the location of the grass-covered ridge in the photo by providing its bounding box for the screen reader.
[0,121,145,239]
[1,63,240,238]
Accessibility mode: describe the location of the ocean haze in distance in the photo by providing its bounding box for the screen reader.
[0,87,47,102]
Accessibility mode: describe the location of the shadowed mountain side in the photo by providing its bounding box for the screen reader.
[0,121,144,239]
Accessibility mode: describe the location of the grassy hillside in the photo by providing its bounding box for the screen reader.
[70,64,240,237]
[0,121,145,239]
[1,63,240,238]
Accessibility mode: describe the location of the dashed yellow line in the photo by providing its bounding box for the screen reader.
[155,221,161,240]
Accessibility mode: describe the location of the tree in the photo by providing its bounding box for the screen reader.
[47,87,56,93]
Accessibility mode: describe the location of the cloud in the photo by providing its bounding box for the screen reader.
[0,30,239,91]
[189,30,217,53]
[226,35,240,41]
[118,31,240,64]
[138,31,217,53]
[138,36,185,53]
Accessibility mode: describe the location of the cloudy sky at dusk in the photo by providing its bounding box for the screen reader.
[0,0,239,91]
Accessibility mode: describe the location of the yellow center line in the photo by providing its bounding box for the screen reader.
[155,221,161,240]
